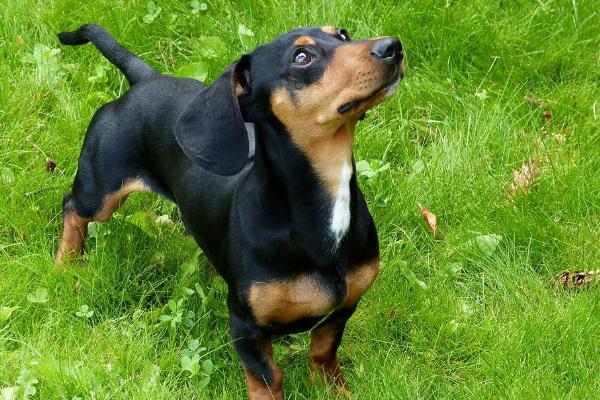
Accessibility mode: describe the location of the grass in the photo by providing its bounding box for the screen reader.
[1,0,600,398]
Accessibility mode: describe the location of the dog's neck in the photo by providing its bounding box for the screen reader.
[251,118,357,261]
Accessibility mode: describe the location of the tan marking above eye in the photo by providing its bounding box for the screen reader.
[294,35,316,46]
[321,25,337,36]
[248,275,336,326]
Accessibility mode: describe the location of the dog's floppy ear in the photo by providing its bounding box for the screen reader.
[175,56,251,175]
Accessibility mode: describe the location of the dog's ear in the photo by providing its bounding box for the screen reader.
[175,56,251,175]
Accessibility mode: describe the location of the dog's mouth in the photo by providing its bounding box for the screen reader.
[337,69,402,115]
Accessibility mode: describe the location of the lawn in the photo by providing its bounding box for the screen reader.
[1,0,600,398]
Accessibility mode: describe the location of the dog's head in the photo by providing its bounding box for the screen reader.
[176,26,404,176]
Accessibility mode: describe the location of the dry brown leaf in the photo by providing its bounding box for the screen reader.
[543,110,553,123]
[45,158,56,173]
[552,270,600,290]
[505,159,539,199]
[420,207,437,236]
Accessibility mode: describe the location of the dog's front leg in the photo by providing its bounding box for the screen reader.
[309,307,356,397]
[230,314,283,400]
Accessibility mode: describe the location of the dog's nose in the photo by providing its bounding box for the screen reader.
[370,37,403,64]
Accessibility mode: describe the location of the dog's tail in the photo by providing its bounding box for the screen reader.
[58,24,157,86]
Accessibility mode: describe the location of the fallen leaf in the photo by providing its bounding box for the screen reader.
[552,270,599,290]
[45,158,56,173]
[505,159,539,199]
[420,206,437,236]
[543,110,553,123]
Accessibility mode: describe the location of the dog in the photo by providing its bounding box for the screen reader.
[55,23,403,399]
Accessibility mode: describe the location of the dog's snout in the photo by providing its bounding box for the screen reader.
[370,37,403,64]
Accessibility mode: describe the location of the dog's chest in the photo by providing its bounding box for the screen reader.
[247,259,379,327]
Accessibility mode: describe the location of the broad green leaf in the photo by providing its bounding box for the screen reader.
[1,167,15,184]
[181,249,201,277]
[20,44,64,85]
[0,387,17,400]
[187,339,200,352]
[376,162,390,173]
[155,214,173,224]
[143,1,161,24]
[88,64,107,83]
[35,359,95,389]
[175,62,209,82]
[87,221,111,238]
[147,1,157,13]
[197,37,226,59]
[355,160,372,178]
[198,376,210,389]
[76,304,94,318]
[468,234,503,257]
[125,210,157,237]
[201,359,214,374]
[355,160,370,171]
[475,89,488,101]
[238,24,254,48]
[194,283,207,300]
[0,306,19,323]
[191,1,207,14]
[16,370,37,399]
[142,363,160,391]
[181,354,200,375]
[411,159,425,175]
[183,310,195,327]
[27,288,48,304]
[238,24,254,36]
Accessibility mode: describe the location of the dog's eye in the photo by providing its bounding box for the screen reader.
[293,50,312,65]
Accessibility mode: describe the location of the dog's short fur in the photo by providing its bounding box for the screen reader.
[56,24,403,399]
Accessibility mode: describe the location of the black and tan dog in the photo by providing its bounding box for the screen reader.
[56,23,403,399]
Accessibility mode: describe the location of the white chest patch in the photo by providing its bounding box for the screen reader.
[330,162,353,246]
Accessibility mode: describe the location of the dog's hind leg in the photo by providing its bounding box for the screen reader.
[55,100,157,264]
[55,176,150,264]
[56,191,89,264]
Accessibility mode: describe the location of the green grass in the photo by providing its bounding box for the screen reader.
[1,0,600,398]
